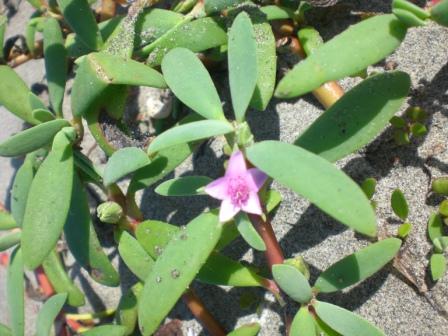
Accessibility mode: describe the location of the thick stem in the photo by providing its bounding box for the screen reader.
[182,289,226,336]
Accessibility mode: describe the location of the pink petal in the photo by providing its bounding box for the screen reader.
[219,198,241,222]
[225,151,247,178]
[205,177,228,200]
[241,192,263,215]
[245,168,268,191]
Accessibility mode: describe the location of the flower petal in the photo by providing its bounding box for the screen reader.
[246,168,268,191]
[225,151,247,178]
[241,192,263,215]
[219,198,241,222]
[205,177,228,200]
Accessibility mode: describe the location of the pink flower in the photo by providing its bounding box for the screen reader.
[205,151,268,222]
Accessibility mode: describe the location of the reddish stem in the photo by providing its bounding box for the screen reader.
[182,289,226,336]
[35,266,55,297]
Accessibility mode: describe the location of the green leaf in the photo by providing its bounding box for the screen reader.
[397,222,412,239]
[433,236,448,253]
[393,0,430,20]
[36,293,67,336]
[103,147,150,186]
[432,177,448,195]
[56,0,103,50]
[393,8,427,27]
[391,189,409,220]
[0,66,39,124]
[235,212,266,251]
[246,141,377,237]
[148,120,233,155]
[0,210,16,230]
[250,18,276,111]
[161,48,225,120]
[33,109,56,123]
[135,220,179,259]
[428,212,444,243]
[0,323,12,336]
[74,150,103,184]
[264,189,282,213]
[275,15,407,98]
[83,325,128,336]
[360,178,376,200]
[431,0,448,26]
[7,247,24,336]
[22,128,75,270]
[272,264,312,304]
[43,18,67,116]
[197,252,265,287]
[294,72,411,162]
[42,250,85,307]
[314,238,402,293]
[290,307,317,336]
[29,92,47,111]
[0,119,70,157]
[410,122,427,137]
[0,231,21,252]
[116,283,143,336]
[142,17,227,65]
[314,301,384,336]
[260,6,294,20]
[117,231,154,282]
[0,15,6,60]
[430,253,446,281]
[155,176,212,196]
[228,12,257,122]
[227,323,261,336]
[298,27,324,56]
[138,211,223,335]
[64,174,119,286]
[204,0,244,14]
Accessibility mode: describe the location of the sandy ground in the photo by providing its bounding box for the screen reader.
[1,0,448,335]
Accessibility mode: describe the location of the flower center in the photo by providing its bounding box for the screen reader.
[228,176,249,207]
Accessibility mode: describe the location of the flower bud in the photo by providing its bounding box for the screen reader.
[97,201,123,224]
[284,256,310,280]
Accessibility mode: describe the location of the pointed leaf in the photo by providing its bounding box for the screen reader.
[83,325,128,336]
[246,141,377,237]
[36,293,67,336]
[0,210,16,230]
[235,212,266,251]
[117,231,154,282]
[428,212,444,243]
[431,0,448,26]
[0,119,70,157]
[56,0,103,50]
[138,211,223,335]
[7,247,24,336]
[64,174,120,286]
[264,189,282,213]
[155,176,212,196]
[314,301,384,336]
[290,307,317,336]
[430,253,446,281]
[0,66,39,124]
[275,15,407,98]
[228,12,257,121]
[22,128,75,270]
[33,109,56,123]
[391,189,409,220]
[0,231,21,252]
[227,323,261,336]
[161,48,225,120]
[42,250,85,307]
[116,283,143,335]
[272,264,312,303]
[148,120,233,155]
[103,147,150,186]
[43,18,67,116]
[295,72,411,162]
[314,238,402,293]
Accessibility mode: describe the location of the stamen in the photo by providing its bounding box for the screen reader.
[228,176,249,207]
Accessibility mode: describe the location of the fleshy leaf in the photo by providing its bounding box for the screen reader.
[155,176,212,196]
[235,212,266,251]
[314,238,402,293]
[7,247,24,336]
[116,283,143,335]
[103,147,150,186]
[290,307,317,336]
[227,323,261,336]
[36,293,67,336]
[0,15,6,60]
[64,174,120,286]
[43,18,67,116]
[33,109,56,122]
[0,231,21,252]
[11,155,35,228]
[428,212,444,243]
[361,178,377,200]
[138,211,222,335]
[83,325,128,336]
[228,12,257,122]
[22,128,75,269]
[246,141,377,237]
[161,48,225,120]
[0,119,70,157]
[295,72,411,162]
[204,0,245,14]
[135,220,179,259]
[275,15,407,98]
[0,210,16,230]
[430,253,446,281]
[0,66,39,124]
[391,189,409,220]
[272,264,312,304]
[147,120,233,155]
[431,0,448,26]
[314,301,384,336]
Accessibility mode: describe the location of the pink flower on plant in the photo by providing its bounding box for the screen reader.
[205,151,268,222]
